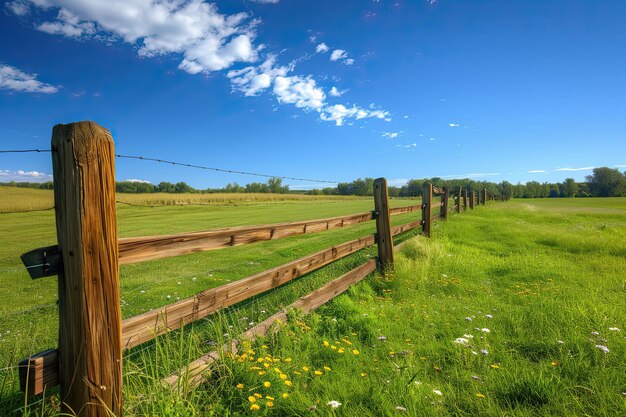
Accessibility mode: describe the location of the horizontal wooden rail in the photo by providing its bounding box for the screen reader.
[119,205,420,265]
[18,349,58,395]
[391,220,422,236]
[163,259,377,389]
[121,235,375,349]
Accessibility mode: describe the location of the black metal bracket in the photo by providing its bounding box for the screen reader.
[21,245,62,279]
[371,210,378,220]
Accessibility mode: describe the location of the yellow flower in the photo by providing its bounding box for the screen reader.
[285,380,292,387]
[266,396,275,401]
[323,366,331,372]
[285,358,292,363]
[331,345,337,350]
[342,339,352,345]
[360,372,367,377]
[551,361,560,367]
[280,373,287,380]
[250,404,260,411]
[323,340,330,347]
[293,371,301,375]
[282,393,289,399]
[258,371,266,376]
[254,393,262,398]
[352,349,360,355]
[262,345,268,349]
[274,368,281,373]
[266,401,274,407]
[338,348,345,354]
[314,370,323,376]
[264,363,270,369]
[302,366,309,372]
[490,364,500,369]
[257,358,264,363]
[263,381,271,388]
[476,393,485,399]
[248,396,257,403]
[236,383,244,389]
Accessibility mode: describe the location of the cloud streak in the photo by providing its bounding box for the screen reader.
[0,64,59,94]
[0,169,52,182]
[554,167,595,171]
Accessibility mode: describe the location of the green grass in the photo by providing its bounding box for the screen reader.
[1,194,625,416]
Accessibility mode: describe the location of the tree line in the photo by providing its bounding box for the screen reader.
[2,167,624,198]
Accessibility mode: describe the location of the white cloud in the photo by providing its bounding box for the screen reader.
[614,164,626,168]
[554,167,595,171]
[382,131,401,139]
[387,178,409,187]
[528,170,546,173]
[315,43,329,53]
[124,178,152,183]
[0,64,59,94]
[0,169,52,182]
[250,0,279,3]
[329,86,346,97]
[24,0,260,73]
[320,104,389,126]
[273,75,325,110]
[448,123,460,127]
[330,49,347,61]
[342,58,355,66]
[6,0,30,16]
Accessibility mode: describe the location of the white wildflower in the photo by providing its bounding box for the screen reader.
[464,334,474,339]
[481,328,490,333]
[433,389,443,396]
[327,400,342,408]
[595,345,609,353]
[485,314,493,319]
[465,317,472,322]
[480,349,489,355]
[166,295,171,300]
[557,340,564,344]
[453,338,469,345]
[591,331,599,336]
[608,327,620,332]
[441,274,448,278]
[378,336,387,341]
[414,381,422,386]
[396,406,407,412]
[471,351,478,355]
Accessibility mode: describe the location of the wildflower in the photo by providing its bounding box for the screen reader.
[481,328,490,333]
[396,405,407,412]
[609,327,620,332]
[258,371,265,376]
[551,361,560,367]
[595,345,609,353]
[323,340,330,347]
[465,317,472,322]
[331,345,337,350]
[285,358,292,362]
[591,331,599,336]
[266,401,274,407]
[453,338,469,345]
[263,363,270,369]
[463,334,474,339]
[327,400,342,408]
[433,389,443,396]
[338,348,345,353]
[414,381,422,386]
[282,393,289,399]
[490,364,500,369]
[263,381,271,388]
[377,336,387,341]
[476,393,485,399]
[314,370,323,376]
[302,366,309,372]
[248,396,257,403]
[352,349,360,355]
[485,314,493,319]
[285,380,293,387]
[257,358,264,363]
[557,340,564,344]
[266,396,275,401]
[250,404,260,411]
[254,393,262,398]
[480,349,489,355]
[360,372,367,377]
[236,383,244,389]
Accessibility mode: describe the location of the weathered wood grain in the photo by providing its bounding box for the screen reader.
[162,260,376,390]
[422,183,433,238]
[373,178,394,272]
[51,122,122,416]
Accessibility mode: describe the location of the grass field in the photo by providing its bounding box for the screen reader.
[1,188,625,416]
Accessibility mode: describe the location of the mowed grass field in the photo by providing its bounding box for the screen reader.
[1,187,625,416]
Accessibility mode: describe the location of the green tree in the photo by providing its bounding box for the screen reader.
[586,167,625,197]
[498,181,513,200]
[561,178,578,198]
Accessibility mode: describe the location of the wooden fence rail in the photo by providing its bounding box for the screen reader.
[16,121,492,416]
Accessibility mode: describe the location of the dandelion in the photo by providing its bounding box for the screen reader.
[360,372,367,377]
[323,340,330,347]
[285,380,292,387]
[433,389,443,396]
[476,393,485,399]
[591,331,599,336]
[327,400,342,408]
[236,383,244,389]
[324,366,332,371]
[314,370,323,376]
[258,371,266,376]
[302,366,309,372]
[338,348,345,353]
[282,393,289,399]
[485,314,493,319]
[264,381,271,388]
[490,364,500,369]
[331,345,337,350]
[254,393,262,398]
[250,404,260,411]
[285,358,292,362]
[551,361,560,367]
[595,345,609,353]
[248,396,257,403]
[266,401,274,407]
[557,340,564,344]
[352,349,360,355]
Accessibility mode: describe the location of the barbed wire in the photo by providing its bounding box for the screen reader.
[0,149,339,184]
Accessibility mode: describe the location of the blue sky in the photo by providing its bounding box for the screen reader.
[1,0,625,189]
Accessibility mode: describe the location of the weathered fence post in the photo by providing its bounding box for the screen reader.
[470,191,475,209]
[52,122,122,417]
[422,182,432,237]
[461,189,467,211]
[455,187,461,213]
[441,187,448,220]
[373,178,394,273]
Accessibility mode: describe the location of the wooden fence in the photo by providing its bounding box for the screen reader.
[17,121,491,416]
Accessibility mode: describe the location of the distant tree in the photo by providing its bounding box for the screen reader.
[174,182,193,193]
[157,181,175,193]
[586,167,625,197]
[267,177,289,194]
[548,184,560,198]
[498,181,513,200]
[387,186,401,198]
[561,178,578,198]
[245,182,269,193]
